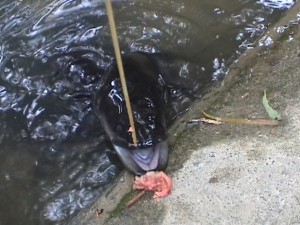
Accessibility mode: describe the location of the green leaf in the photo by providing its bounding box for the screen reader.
[262,90,282,121]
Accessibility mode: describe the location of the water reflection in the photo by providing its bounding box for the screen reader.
[0,0,292,224]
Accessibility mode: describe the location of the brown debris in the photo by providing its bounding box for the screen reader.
[126,190,146,208]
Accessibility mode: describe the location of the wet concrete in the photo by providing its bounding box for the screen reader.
[69,2,300,224]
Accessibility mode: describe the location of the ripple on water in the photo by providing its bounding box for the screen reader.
[43,154,119,222]
[258,0,295,9]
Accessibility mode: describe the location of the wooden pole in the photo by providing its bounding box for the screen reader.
[104,0,138,146]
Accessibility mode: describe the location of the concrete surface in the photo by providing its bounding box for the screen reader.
[69,2,300,225]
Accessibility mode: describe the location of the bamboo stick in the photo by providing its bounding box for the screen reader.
[104,0,138,146]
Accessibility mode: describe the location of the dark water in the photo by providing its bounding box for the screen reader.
[0,0,293,225]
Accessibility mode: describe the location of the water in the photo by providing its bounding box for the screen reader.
[0,0,293,225]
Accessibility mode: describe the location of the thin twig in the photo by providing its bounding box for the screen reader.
[188,118,222,125]
[126,190,147,208]
[201,110,280,126]
[104,0,138,146]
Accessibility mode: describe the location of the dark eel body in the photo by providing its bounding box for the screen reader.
[94,52,169,175]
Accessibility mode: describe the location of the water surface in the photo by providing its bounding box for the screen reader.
[0,0,292,224]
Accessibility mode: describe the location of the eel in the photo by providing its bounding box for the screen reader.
[94,52,169,175]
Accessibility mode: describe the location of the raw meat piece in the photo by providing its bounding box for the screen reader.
[133,171,173,198]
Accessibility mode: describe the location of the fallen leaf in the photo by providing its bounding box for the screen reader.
[262,90,282,120]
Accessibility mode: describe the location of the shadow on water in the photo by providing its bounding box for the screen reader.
[0,0,293,224]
